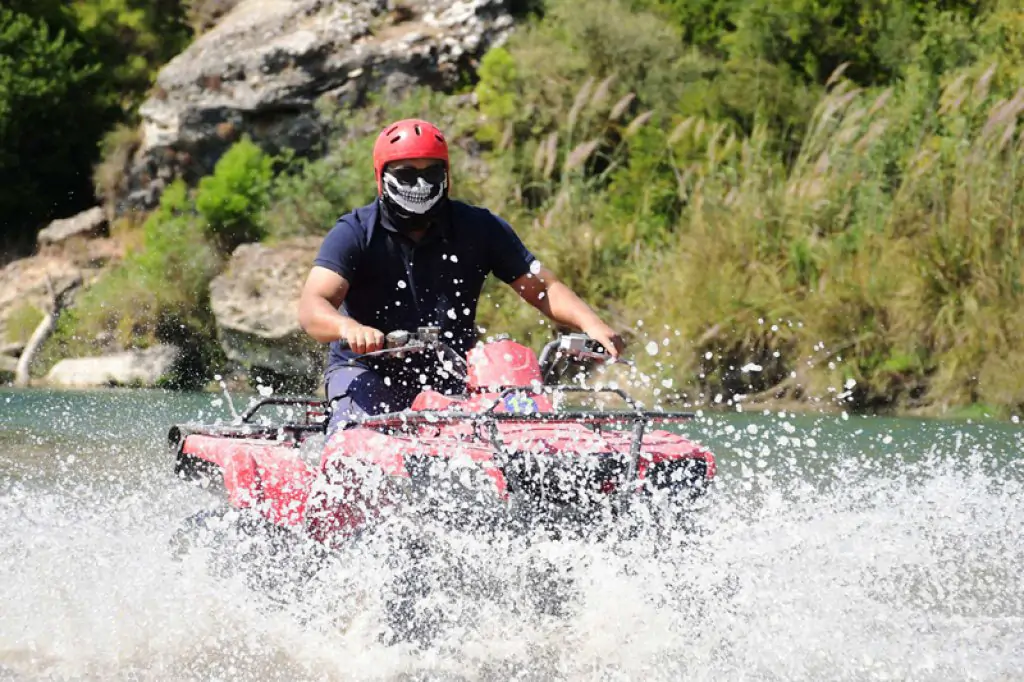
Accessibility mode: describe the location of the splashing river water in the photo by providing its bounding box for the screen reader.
[1,387,1022,681]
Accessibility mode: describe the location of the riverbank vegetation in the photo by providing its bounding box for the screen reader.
[12,0,1024,416]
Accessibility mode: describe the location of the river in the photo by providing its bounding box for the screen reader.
[1,387,1022,681]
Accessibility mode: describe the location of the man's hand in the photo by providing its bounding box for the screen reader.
[582,320,626,359]
[342,321,385,354]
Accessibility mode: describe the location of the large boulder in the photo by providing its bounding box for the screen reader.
[209,238,325,383]
[35,206,121,268]
[44,345,181,388]
[37,207,108,248]
[125,0,515,208]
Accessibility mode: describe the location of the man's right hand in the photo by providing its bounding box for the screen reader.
[342,321,385,354]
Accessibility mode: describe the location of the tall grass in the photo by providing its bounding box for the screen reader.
[474,60,1024,416]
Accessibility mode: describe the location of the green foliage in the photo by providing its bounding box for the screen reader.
[632,0,990,85]
[68,0,190,114]
[462,0,1024,416]
[41,179,223,389]
[5,303,44,345]
[0,7,103,247]
[475,48,521,143]
[0,1,190,247]
[93,123,142,201]
[196,136,274,251]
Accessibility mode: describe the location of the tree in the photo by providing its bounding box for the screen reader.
[0,1,191,255]
[0,8,105,252]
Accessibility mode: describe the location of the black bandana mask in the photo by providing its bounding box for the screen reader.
[380,163,449,233]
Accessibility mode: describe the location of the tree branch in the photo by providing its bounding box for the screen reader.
[14,274,81,388]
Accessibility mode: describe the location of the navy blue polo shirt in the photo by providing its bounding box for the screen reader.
[313,198,537,372]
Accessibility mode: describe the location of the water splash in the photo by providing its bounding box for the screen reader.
[1,390,1023,681]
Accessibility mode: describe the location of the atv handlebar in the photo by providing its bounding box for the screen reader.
[338,328,630,381]
[337,326,469,377]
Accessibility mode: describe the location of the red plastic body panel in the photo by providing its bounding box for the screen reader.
[182,435,314,526]
[466,339,543,391]
[175,339,715,548]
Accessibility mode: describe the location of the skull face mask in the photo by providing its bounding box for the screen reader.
[380,162,449,232]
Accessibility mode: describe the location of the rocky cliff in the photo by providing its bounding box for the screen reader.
[123,0,514,209]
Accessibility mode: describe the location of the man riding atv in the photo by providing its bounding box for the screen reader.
[298,118,624,434]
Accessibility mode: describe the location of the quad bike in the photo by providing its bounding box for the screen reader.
[167,330,717,645]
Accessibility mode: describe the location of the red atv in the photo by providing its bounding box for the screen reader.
[168,330,717,643]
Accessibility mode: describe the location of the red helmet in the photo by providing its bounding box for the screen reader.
[372,118,450,194]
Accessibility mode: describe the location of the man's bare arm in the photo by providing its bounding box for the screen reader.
[297,266,383,353]
[509,266,625,357]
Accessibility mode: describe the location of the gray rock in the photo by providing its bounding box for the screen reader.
[209,238,325,381]
[37,207,108,247]
[44,346,181,388]
[124,0,515,209]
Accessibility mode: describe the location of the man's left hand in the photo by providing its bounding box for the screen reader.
[583,321,626,359]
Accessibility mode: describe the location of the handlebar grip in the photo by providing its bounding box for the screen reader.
[335,329,413,356]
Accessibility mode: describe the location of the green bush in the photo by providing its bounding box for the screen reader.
[0,7,104,250]
[0,1,190,249]
[5,303,44,346]
[196,136,274,251]
[40,180,222,388]
[68,0,190,113]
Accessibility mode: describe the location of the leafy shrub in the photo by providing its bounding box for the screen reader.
[93,123,142,204]
[466,0,1024,415]
[1,1,190,247]
[195,136,274,251]
[0,7,104,251]
[40,179,223,388]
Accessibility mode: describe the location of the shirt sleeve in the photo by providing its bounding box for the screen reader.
[486,211,537,284]
[313,217,363,280]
